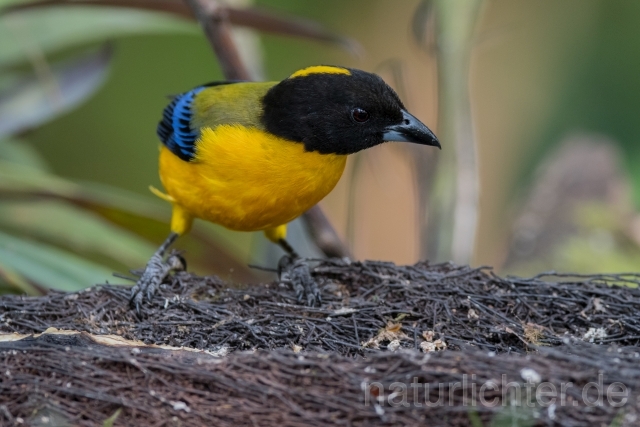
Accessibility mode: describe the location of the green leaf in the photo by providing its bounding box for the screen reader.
[0,5,197,67]
[0,159,165,218]
[0,160,261,282]
[467,409,484,427]
[0,0,40,8]
[3,0,361,54]
[102,409,121,427]
[0,257,40,295]
[0,158,173,250]
[0,138,49,170]
[0,69,25,93]
[0,230,114,291]
[0,200,157,267]
[0,45,112,138]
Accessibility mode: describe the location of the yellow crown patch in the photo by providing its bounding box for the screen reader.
[289,66,351,79]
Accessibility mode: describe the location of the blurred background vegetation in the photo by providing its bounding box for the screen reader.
[1,0,640,295]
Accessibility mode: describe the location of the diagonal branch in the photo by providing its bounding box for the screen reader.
[183,0,250,80]
[302,205,351,258]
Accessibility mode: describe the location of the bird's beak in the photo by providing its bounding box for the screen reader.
[383,110,440,149]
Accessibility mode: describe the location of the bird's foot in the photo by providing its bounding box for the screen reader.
[278,256,321,306]
[130,250,185,313]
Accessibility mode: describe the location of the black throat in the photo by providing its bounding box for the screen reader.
[260,70,405,155]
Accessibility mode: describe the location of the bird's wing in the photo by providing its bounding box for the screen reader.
[157,81,241,161]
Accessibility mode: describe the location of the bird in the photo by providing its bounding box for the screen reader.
[130,65,439,310]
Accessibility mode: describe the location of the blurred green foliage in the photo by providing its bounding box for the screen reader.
[523,1,640,207]
[2,0,640,295]
[509,202,640,276]
[0,1,253,294]
[0,0,361,294]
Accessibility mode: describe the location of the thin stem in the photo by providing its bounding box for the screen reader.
[302,205,351,259]
[182,0,250,80]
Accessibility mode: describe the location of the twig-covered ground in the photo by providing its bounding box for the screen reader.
[1,260,640,426]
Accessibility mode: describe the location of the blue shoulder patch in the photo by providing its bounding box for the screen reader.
[157,87,205,161]
[157,81,244,161]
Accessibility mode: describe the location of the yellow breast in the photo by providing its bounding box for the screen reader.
[159,125,347,232]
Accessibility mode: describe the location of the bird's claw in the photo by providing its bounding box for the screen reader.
[130,251,185,313]
[278,256,322,306]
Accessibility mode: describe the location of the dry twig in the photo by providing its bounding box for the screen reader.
[2,261,640,426]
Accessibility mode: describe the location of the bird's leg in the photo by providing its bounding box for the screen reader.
[130,232,185,312]
[277,238,299,259]
[276,239,321,306]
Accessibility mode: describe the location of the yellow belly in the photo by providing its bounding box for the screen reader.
[159,125,347,232]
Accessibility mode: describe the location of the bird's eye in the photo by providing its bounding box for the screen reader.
[351,108,370,123]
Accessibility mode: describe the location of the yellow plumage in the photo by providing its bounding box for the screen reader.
[158,125,347,241]
[131,65,439,308]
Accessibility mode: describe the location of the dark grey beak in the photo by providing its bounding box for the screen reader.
[382,110,440,149]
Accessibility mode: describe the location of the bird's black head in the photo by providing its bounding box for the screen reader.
[261,66,440,155]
